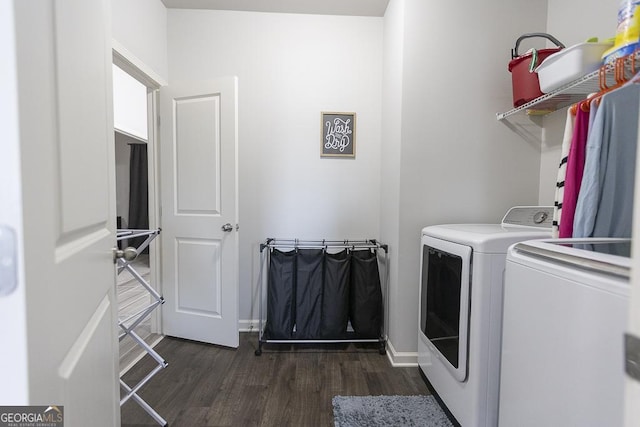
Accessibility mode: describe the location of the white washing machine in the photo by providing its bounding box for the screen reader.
[499,238,631,427]
[418,206,553,427]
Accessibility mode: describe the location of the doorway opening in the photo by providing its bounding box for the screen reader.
[112,60,162,374]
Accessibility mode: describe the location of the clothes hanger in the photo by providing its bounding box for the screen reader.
[569,66,607,115]
[627,49,640,84]
[587,55,630,110]
[581,65,612,112]
[569,53,636,115]
[570,62,609,115]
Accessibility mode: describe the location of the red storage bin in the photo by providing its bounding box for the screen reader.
[509,33,564,107]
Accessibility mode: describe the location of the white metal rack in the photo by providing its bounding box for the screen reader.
[497,51,640,143]
[255,238,389,356]
[116,228,167,427]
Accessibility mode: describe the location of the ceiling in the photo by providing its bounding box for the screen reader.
[160,0,390,17]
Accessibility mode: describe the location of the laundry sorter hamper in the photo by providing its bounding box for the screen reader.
[255,238,388,355]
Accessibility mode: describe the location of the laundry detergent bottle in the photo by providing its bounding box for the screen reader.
[603,0,640,63]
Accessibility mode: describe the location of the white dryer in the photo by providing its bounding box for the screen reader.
[418,206,553,427]
[499,238,631,427]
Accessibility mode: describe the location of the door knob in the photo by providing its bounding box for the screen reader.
[221,223,233,232]
[113,246,138,263]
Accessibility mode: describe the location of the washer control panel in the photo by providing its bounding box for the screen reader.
[501,206,554,228]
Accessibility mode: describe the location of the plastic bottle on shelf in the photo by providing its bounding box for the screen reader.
[603,0,640,63]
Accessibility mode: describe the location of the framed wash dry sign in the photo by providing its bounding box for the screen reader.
[321,112,356,157]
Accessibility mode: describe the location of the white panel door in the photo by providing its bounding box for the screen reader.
[160,77,239,348]
[2,0,119,425]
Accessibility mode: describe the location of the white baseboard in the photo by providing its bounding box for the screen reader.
[385,339,418,367]
[239,319,260,333]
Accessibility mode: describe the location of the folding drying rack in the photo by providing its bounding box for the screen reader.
[116,228,167,426]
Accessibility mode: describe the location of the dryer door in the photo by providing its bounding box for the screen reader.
[420,235,472,382]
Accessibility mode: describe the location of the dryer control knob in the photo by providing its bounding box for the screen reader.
[533,211,548,224]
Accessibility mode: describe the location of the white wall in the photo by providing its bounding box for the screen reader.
[538,0,619,204]
[382,0,547,355]
[113,64,148,140]
[380,0,406,361]
[111,0,168,83]
[167,10,384,326]
[547,0,617,46]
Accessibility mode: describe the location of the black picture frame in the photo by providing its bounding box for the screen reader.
[321,112,356,158]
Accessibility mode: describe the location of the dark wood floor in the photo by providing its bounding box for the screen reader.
[120,333,429,427]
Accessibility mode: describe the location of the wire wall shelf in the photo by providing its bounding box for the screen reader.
[497,50,640,121]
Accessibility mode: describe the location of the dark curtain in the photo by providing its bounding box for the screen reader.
[128,143,148,250]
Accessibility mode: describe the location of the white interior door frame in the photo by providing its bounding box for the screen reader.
[112,44,164,335]
[112,40,167,89]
